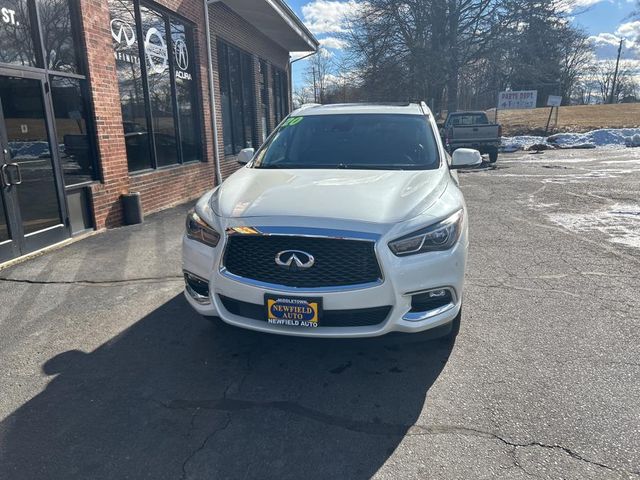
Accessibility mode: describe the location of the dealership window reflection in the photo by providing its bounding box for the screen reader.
[109,0,202,172]
[37,0,80,72]
[273,67,288,125]
[217,40,256,155]
[109,0,152,171]
[171,20,199,163]
[140,5,178,167]
[0,0,37,67]
[50,76,95,185]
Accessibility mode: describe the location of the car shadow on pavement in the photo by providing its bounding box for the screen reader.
[0,294,454,480]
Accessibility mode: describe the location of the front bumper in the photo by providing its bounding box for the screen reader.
[182,224,468,339]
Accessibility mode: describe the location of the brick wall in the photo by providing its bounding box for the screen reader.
[207,3,291,180]
[78,0,215,229]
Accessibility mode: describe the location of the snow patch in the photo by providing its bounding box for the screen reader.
[548,204,640,249]
[501,128,640,152]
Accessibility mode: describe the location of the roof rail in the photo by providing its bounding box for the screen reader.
[419,101,432,116]
[290,103,321,115]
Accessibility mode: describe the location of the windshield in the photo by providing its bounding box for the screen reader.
[252,114,440,170]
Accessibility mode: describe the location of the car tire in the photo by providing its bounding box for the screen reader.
[439,308,462,343]
[489,149,498,163]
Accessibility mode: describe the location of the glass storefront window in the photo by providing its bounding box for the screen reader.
[0,0,98,185]
[109,0,202,172]
[37,0,80,73]
[50,76,95,185]
[259,60,270,142]
[109,0,152,172]
[217,40,255,156]
[140,5,178,167]
[273,67,288,125]
[0,0,37,67]
[171,20,199,163]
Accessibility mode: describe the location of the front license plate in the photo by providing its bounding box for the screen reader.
[265,294,322,328]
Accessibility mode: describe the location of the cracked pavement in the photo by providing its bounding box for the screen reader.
[0,148,639,479]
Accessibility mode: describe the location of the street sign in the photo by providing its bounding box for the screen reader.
[547,95,562,107]
[498,90,538,110]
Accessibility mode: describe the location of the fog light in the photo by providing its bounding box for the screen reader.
[428,289,447,298]
[184,272,211,305]
[410,288,453,313]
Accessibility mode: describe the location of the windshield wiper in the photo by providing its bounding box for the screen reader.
[331,164,427,170]
[256,164,304,169]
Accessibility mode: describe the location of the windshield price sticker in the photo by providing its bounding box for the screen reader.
[281,117,303,128]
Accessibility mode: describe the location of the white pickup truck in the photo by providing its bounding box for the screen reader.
[442,111,502,163]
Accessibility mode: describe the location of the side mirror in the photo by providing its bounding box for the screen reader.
[237,148,254,165]
[451,148,482,169]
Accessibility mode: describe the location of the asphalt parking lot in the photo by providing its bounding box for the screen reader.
[0,147,638,479]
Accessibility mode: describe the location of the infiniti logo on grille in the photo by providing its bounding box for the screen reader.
[275,250,315,270]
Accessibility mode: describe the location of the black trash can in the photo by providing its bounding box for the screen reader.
[121,192,144,225]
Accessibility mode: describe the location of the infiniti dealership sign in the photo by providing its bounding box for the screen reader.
[144,27,168,74]
[110,18,135,47]
[110,18,139,65]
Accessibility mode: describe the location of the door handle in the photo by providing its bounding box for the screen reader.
[0,164,8,187]
[1,163,22,186]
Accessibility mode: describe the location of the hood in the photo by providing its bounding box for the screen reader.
[212,167,448,224]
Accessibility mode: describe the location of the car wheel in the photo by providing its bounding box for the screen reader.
[489,149,498,163]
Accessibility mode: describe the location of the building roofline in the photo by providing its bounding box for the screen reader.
[209,0,318,52]
[271,0,319,50]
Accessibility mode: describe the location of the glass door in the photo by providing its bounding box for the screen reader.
[0,71,69,261]
[0,151,19,262]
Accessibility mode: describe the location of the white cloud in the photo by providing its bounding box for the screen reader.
[589,32,624,48]
[616,20,640,41]
[557,0,609,13]
[589,21,640,60]
[301,0,361,35]
[319,36,348,50]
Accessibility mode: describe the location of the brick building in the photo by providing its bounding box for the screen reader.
[0,0,317,264]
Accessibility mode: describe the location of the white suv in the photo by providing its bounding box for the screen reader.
[182,103,481,339]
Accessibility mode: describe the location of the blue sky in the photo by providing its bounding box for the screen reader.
[286,0,640,89]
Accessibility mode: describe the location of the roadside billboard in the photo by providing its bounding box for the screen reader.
[498,90,538,110]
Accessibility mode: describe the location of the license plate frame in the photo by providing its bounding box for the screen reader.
[264,294,323,328]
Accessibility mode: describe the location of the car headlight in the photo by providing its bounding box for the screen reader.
[389,210,464,256]
[186,210,221,247]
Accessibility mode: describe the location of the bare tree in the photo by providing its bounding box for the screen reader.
[594,60,636,103]
[338,0,593,110]
[558,27,594,104]
[292,86,314,109]
[304,49,334,104]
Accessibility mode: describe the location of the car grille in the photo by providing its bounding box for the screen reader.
[219,295,391,327]
[223,235,382,288]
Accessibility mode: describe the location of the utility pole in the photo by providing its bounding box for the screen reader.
[312,67,318,103]
[609,39,623,104]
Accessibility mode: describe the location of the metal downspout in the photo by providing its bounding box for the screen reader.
[204,0,222,185]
